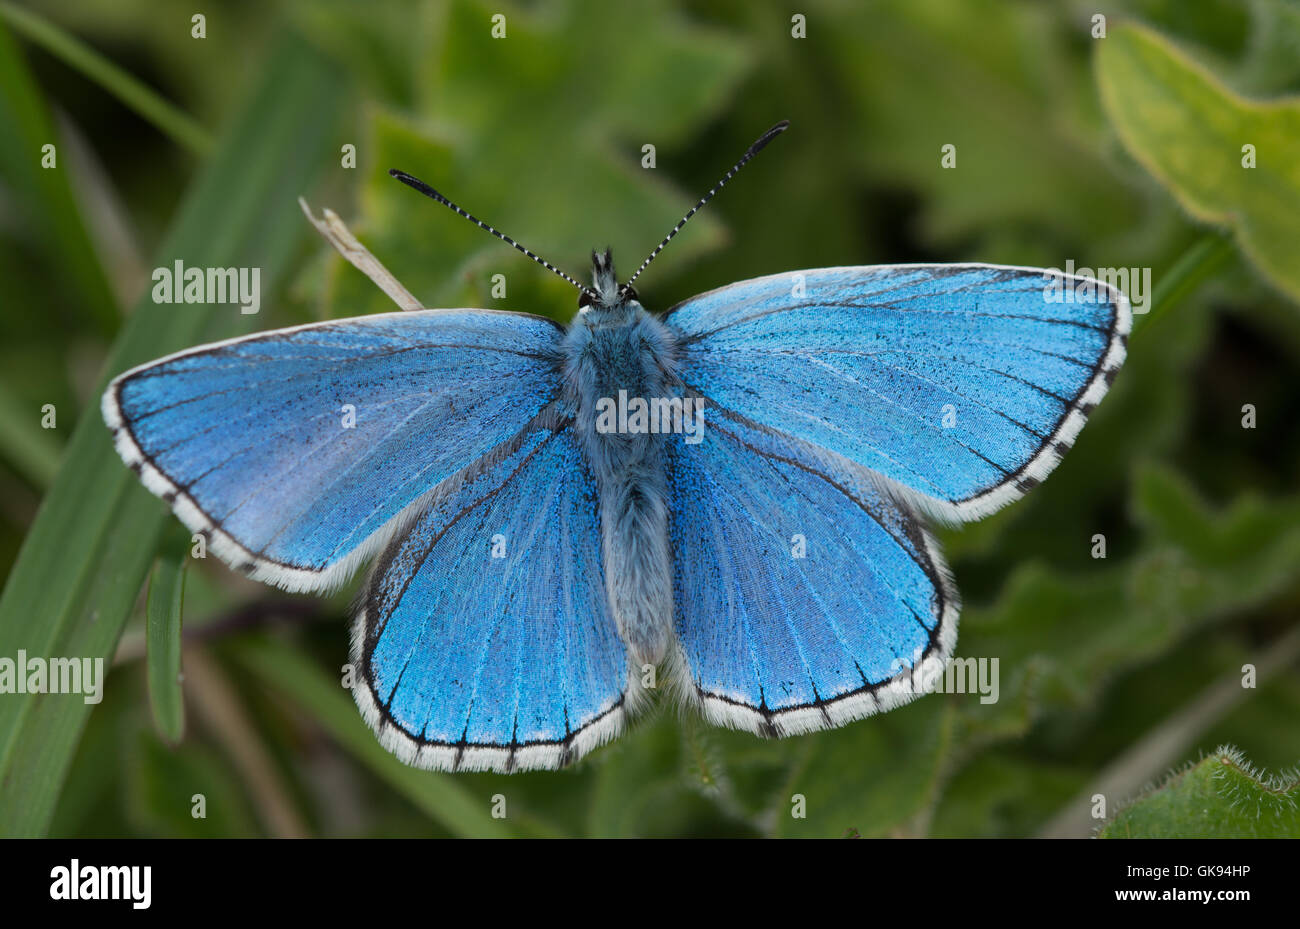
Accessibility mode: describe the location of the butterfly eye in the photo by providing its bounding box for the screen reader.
[578,291,593,309]
[623,286,639,302]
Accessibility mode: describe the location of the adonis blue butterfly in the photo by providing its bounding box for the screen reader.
[103,122,1129,772]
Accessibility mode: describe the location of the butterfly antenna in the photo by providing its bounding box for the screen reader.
[388,169,597,299]
[620,120,789,296]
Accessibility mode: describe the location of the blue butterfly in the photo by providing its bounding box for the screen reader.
[103,122,1129,772]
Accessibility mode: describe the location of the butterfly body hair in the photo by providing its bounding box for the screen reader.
[562,249,678,666]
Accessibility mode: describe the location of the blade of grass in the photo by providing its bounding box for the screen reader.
[228,636,512,838]
[145,525,188,744]
[0,17,119,336]
[0,31,346,837]
[0,2,211,155]
[0,381,62,489]
[1132,233,1235,342]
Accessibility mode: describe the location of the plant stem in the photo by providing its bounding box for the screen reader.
[1133,233,1235,340]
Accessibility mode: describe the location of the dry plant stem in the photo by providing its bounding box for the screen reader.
[298,198,423,311]
[185,646,311,838]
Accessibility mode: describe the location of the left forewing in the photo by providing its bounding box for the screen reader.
[103,309,565,592]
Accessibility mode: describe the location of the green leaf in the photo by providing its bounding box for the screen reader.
[1100,746,1300,838]
[227,635,511,838]
[145,525,188,744]
[0,32,345,837]
[1096,22,1300,303]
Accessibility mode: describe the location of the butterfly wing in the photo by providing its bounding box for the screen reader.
[353,414,632,772]
[102,309,563,592]
[666,409,956,736]
[664,264,1130,521]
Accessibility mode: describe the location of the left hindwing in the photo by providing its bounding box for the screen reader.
[664,264,1130,522]
[354,414,633,773]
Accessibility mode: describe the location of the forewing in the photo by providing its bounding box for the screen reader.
[665,264,1130,521]
[353,416,631,773]
[667,409,957,737]
[103,309,563,591]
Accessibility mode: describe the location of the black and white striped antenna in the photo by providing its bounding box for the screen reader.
[619,120,789,296]
[388,169,598,300]
[390,120,788,304]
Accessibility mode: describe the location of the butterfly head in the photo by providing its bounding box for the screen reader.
[579,248,638,313]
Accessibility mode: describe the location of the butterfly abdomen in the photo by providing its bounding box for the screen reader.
[564,303,677,666]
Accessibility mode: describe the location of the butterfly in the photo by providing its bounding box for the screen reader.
[103,121,1129,773]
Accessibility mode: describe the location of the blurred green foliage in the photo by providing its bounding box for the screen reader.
[0,0,1297,838]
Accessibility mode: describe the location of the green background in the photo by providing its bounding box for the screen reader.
[0,0,1297,838]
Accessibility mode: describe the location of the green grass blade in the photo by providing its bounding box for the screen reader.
[0,31,345,837]
[0,2,211,155]
[0,16,119,336]
[0,381,62,489]
[229,636,512,838]
[145,526,188,744]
